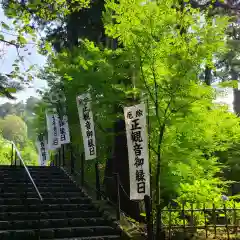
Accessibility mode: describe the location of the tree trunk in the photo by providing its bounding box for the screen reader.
[204,66,212,86]
[104,119,143,221]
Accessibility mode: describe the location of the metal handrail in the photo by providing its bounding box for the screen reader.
[10,141,43,202]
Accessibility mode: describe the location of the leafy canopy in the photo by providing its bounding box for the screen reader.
[31,0,240,210]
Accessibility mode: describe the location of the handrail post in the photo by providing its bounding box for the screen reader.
[24,169,28,201]
[54,153,57,167]
[14,150,17,166]
[10,141,43,202]
[11,143,13,166]
[156,204,164,239]
[81,153,84,186]
[58,145,62,167]
[95,161,101,200]
[114,173,121,221]
[144,195,153,240]
[62,145,65,167]
[57,148,60,167]
[70,150,74,174]
[58,148,61,167]
[37,199,42,239]
[56,150,59,167]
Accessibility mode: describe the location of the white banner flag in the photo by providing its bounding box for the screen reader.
[124,103,150,200]
[59,115,71,144]
[36,135,49,166]
[76,93,96,160]
[46,111,61,150]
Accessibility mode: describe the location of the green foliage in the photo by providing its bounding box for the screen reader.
[0,100,40,166]
[0,0,93,89]
[218,80,238,88]
[2,0,91,54]
[0,74,24,100]
[0,102,25,118]
[161,200,240,227]
[102,0,235,208]
[20,141,38,166]
[215,14,240,83]
[0,97,40,141]
[0,133,38,166]
[0,115,28,147]
[0,136,11,165]
[27,0,240,227]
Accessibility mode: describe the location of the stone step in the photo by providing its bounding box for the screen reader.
[0,218,111,230]
[0,183,78,188]
[0,203,95,212]
[0,178,72,183]
[0,191,84,198]
[50,237,120,240]
[0,227,120,239]
[0,166,60,173]
[0,210,102,221]
[0,165,121,239]
[0,197,92,205]
[0,186,82,192]
[0,175,70,181]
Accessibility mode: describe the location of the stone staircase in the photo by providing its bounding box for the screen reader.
[0,165,122,239]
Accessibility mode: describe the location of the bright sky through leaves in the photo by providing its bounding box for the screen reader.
[0,6,47,104]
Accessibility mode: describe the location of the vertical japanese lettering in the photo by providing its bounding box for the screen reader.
[124,103,150,200]
[77,93,96,160]
[46,111,60,150]
[37,135,49,166]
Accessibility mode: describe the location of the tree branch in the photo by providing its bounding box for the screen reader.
[149,145,158,155]
[166,97,200,120]
[189,0,240,11]
[138,53,156,106]
[0,39,19,48]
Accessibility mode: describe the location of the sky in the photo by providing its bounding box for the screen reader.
[213,84,234,113]
[0,7,47,105]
